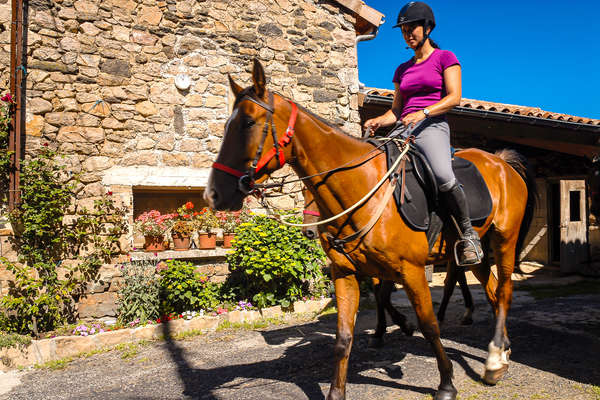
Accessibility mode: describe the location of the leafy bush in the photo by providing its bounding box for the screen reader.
[0,147,127,336]
[116,261,161,324]
[158,259,220,314]
[225,213,329,309]
[0,93,14,205]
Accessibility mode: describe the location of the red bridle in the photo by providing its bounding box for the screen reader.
[212,96,298,195]
[303,209,321,217]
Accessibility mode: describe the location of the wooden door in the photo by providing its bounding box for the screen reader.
[560,180,588,274]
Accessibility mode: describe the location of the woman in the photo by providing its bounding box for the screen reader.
[363,1,482,266]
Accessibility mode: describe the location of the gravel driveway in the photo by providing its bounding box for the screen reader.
[2,282,600,400]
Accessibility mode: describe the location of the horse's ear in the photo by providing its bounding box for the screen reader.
[228,74,243,97]
[252,58,266,98]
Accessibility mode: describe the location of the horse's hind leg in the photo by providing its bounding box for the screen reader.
[327,268,360,400]
[369,277,388,348]
[403,262,457,400]
[482,233,516,385]
[382,281,415,337]
[437,262,457,324]
[457,268,474,325]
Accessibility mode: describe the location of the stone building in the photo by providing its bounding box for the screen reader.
[0,0,384,318]
[360,89,600,276]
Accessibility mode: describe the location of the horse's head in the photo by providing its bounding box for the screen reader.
[204,59,297,210]
[301,186,320,240]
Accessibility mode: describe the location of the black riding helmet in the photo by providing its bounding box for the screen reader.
[393,2,436,49]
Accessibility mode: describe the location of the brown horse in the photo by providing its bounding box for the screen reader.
[205,60,536,400]
[301,187,416,347]
[301,187,475,348]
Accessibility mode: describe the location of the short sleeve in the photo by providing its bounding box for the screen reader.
[439,50,460,70]
[392,60,411,83]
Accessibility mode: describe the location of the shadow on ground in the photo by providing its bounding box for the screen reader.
[149,292,600,399]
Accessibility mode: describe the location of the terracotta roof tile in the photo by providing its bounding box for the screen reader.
[364,88,600,126]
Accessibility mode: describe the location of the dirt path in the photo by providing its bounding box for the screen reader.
[3,280,599,400]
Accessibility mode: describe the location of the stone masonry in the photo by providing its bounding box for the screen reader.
[0,0,375,317]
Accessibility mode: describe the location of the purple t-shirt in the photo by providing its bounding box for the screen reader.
[392,49,460,118]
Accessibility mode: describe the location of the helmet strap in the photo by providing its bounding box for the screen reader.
[416,21,431,50]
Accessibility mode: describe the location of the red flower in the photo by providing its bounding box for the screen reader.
[1,93,13,103]
[42,142,49,147]
[185,201,194,210]
[107,191,113,196]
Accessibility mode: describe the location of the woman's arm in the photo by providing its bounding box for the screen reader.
[363,83,403,134]
[401,64,462,126]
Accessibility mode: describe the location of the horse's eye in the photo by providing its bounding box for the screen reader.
[243,117,255,129]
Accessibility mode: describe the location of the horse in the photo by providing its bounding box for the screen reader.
[301,187,475,347]
[205,59,536,400]
[301,187,416,347]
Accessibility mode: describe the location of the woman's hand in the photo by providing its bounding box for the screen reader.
[363,118,381,136]
[401,110,426,128]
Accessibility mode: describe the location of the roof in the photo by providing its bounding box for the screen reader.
[363,88,600,127]
[332,0,385,34]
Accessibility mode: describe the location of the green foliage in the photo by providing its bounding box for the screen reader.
[0,331,32,350]
[116,261,161,324]
[225,213,329,309]
[158,259,221,314]
[0,94,14,205]
[0,147,127,336]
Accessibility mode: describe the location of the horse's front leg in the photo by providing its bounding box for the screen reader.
[327,268,360,400]
[403,262,457,400]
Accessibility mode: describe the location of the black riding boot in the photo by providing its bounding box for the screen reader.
[442,182,483,266]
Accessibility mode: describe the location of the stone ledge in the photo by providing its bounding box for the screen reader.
[129,248,230,261]
[0,298,333,371]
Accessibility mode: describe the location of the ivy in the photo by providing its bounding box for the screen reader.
[0,147,127,336]
[0,94,13,207]
[224,213,329,309]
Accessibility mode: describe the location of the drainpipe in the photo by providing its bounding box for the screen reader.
[9,0,26,212]
[356,27,379,91]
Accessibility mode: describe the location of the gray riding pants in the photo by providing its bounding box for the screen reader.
[390,116,456,192]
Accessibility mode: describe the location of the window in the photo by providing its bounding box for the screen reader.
[569,190,581,222]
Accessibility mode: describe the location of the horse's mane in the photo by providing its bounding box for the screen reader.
[234,87,360,141]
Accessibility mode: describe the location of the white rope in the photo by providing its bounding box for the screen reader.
[277,141,411,228]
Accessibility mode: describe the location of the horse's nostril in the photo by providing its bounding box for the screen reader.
[204,188,219,207]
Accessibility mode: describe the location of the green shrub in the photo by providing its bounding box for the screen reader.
[0,147,127,336]
[116,261,161,324]
[158,259,220,314]
[225,213,329,309]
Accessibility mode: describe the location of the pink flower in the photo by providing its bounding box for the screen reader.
[1,93,13,103]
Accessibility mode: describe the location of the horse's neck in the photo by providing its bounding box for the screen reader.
[291,112,377,215]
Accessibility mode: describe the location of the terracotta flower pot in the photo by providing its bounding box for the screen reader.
[172,233,191,251]
[144,235,166,252]
[197,232,216,249]
[222,233,235,248]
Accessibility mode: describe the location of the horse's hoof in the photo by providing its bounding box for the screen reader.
[368,336,384,348]
[483,364,509,385]
[402,323,416,337]
[434,386,457,400]
[460,316,473,325]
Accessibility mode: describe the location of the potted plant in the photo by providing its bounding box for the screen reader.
[134,210,172,252]
[193,207,219,249]
[171,202,194,251]
[217,208,250,248]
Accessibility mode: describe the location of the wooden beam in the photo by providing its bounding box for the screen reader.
[333,0,384,28]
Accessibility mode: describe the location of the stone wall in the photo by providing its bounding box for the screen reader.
[0,0,365,318]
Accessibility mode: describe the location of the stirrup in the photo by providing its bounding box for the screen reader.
[453,237,483,267]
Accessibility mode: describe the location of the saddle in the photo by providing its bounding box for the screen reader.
[368,139,493,250]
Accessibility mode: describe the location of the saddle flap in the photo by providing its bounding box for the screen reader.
[368,139,493,236]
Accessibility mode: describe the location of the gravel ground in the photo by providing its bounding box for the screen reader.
[2,278,600,400]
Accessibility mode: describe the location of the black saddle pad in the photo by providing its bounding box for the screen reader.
[371,140,492,232]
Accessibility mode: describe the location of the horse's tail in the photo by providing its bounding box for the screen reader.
[495,149,538,271]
